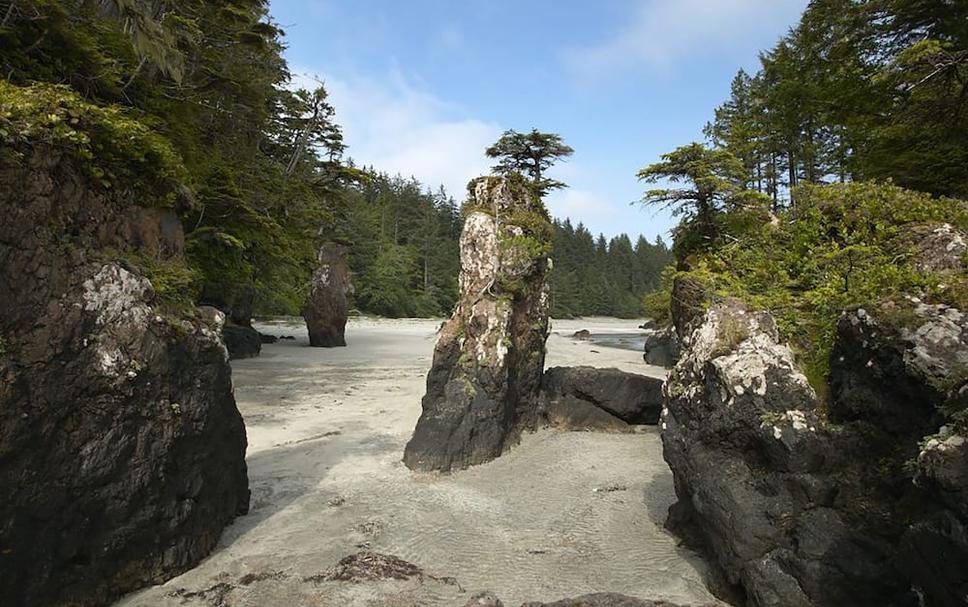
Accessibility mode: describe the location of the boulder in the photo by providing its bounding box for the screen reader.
[572,329,591,340]
[913,223,967,273]
[0,150,249,607]
[661,302,915,606]
[541,366,664,430]
[222,322,262,359]
[403,176,552,471]
[303,241,353,347]
[830,301,966,435]
[662,297,968,606]
[642,326,680,368]
[521,594,694,607]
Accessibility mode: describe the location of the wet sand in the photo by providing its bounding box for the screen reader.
[115,317,720,607]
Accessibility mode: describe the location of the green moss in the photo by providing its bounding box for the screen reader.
[0,81,186,205]
[676,181,968,401]
[710,314,750,358]
[101,249,200,310]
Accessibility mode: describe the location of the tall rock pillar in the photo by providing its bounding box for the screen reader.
[303,241,353,347]
[404,175,552,471]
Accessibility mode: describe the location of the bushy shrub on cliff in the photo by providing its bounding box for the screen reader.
[673,181,968,394]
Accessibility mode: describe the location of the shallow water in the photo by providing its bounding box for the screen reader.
[116,318,721,607]
[585,332,647,352]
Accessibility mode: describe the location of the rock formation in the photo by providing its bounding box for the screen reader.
[661,298,968,606]
[303,241,353,347]
[541,366,664,431]
[642,326,680,368]
[403,176,552,471]
[202,286,262,359]
[0,151,249,606]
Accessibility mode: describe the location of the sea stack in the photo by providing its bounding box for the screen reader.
[303,241,353,347]
[403,175,552,471]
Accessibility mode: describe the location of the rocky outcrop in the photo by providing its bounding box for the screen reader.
[303,241,353,347]
[661,298,968,606]
[913,223,967,273]
[223,321,262,359]
[541,366,663,431]
[642,326,680,368]
[200,285,261,359]
[403,176,552,471]
[523,595,699,607]
[0,151,249,606]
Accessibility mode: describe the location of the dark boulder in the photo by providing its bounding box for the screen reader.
[541,366,664,429]
[303,242,353,347]
[662,298,968,606]
[572,329,591,340]
[642,326,680,368]
[521,594,696,606]
[403,176,551,471]
[0,150,249,607]
[222,322,262,359]
[259,332,278,344]
[662,302,916,606]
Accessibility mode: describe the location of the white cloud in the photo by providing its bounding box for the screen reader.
[290,66,501,198]
[545,189,618,229]
[565,0,805,79]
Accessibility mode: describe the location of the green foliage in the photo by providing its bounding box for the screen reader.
[549,219,673,319]
[485,129,574,196]
[637,143,771,257]
[702,0,968,201]
[0,81,184,202]
[674,181,968,395]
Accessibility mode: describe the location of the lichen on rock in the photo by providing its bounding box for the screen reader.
[403,175,552,471]
[303,241,353,347]
[0,148,249,607]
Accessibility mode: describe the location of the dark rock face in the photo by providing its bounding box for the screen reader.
[541,366,664,431]
[662,299,968,606]
[0,152,249,607]
[303,242,353,347]
[521,594,695,607]
[223,322,262,359]
[403,176,551,471]
[642,326,680,368]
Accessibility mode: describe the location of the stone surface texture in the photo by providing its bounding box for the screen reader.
[404,176,552,471]
[303,241,353,347]
[541,366,664,431]
[661,297,968,606]
[0,151,249,607]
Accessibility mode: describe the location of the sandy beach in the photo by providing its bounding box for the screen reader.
[115,317,719,607]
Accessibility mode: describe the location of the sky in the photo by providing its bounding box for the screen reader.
[269,0,808,242]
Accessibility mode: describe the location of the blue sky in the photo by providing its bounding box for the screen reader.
[269,0,808,242]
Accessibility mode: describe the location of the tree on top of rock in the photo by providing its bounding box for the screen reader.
[485,129,574,197]
[637,142,769,258]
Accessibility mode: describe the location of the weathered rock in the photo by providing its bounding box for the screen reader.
[222,321,262,359]
[663,298,968,606]
[572,329,591,340]
[521,594,695,607]
[830,301,966,435]
[662,302,916,606]
[403,176,552,471]
[913,222,968,273]
[669,275,708,340]
[541,366,664,430]
[642,326,680,368]
[303,241,353,347]
[465,591,506,607]
[0,151,249,607]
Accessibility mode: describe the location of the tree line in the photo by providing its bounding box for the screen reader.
[1,2,671,322]
[702,0,967,206]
